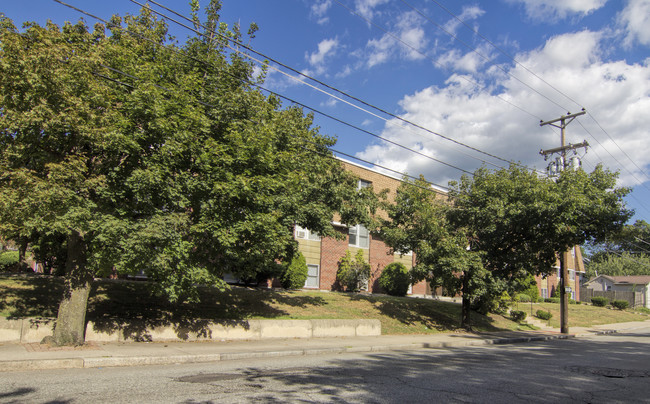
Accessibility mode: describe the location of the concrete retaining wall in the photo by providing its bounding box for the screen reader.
[0,317,380,343]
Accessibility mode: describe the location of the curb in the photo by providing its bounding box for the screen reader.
[0,333,575,372]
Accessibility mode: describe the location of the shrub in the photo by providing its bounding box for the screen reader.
[544,297,560,304]
[336,250,371,292]
[611,300,629,310]
[510,310,527,322]
[516,293,531,303]
[281,252,308,289]
[378,262,410,296]
[0,250,19,271]
[591,296,609,307]
[523,276,539,301]
[569,299,576,305]
[537,297,545,303]
[536,310,553,320]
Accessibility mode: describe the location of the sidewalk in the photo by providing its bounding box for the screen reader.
[1,320,648,372]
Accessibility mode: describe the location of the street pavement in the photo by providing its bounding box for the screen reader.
[2,320,648,372]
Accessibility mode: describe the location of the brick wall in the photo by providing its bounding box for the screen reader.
[319,227,349,290]
[369,234,394,292]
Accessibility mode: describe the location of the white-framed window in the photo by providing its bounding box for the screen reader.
[358,179,371,190]
[569,270,575,280]
[571,248,576,257]
[304,264,320,288]
[541,288,548,299]
[295,225,320,241]
[349,224,369,248]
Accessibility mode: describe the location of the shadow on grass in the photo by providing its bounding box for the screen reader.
[87,280,328,342]
[0,273,63,318]
[0,275,327,342]
[347,293,506,333]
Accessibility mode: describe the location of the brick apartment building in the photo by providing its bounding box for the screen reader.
[293,157,586,300]
[293,158,443,296]
[534,247,586,301]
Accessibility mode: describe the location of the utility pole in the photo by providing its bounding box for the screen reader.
[539,109,588,335]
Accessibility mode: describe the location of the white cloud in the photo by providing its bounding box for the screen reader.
[508,0,608,20]
[443,6,485,36]
[618,0,650,47]
[437,43,495,73]
[306,38,339,75]
[364,11,428,67]
[354,0,389,20]
[356,30,650,188]
[310,0,332,25]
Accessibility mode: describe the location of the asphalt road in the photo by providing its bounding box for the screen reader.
[2,326,650,403]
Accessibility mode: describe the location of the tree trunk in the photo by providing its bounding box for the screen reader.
[53,231,93,346]
[461,273,471,330]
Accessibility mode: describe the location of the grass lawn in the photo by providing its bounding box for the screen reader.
[0,273,527,335]
[512,301,649,328]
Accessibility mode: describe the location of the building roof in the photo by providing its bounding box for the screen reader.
[587,275,650,285]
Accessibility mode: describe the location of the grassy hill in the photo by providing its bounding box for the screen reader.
[1,274,647,335]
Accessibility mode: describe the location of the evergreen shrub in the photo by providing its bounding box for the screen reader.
[281,252,308,289]
[378,262,410,296]
[536,310,552,320]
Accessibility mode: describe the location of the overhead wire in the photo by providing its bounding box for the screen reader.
[399,0,571,113]
[420,0,650,192]
[139,0,540,172]
[424,0,584,111]
[331,0,552,123]
[127,0,511,173]
[52,0,451,196]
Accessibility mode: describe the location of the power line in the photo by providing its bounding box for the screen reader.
[332,0,551,124]
[425,0,584,111]
[52,1,455,195]
[139,0,537,172]
[399,0,571,113]
[420,0,650,191]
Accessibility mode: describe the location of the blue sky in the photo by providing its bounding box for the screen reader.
[4,0,650,224]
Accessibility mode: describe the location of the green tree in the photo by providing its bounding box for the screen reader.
[382,164,630,328]
[381,176,486,328]
[449,164,629,320]
[586,220,650,276]
[586,252,650,278]
[0,3,376,345]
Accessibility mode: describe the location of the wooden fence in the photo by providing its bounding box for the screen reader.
[580,288,644,308]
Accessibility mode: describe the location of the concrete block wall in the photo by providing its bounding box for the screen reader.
[0,318,381,343]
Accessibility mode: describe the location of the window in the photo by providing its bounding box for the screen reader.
[295,225,320,241]
[569,270,575,280]
[304,264,320,288]
[541,288,548,299]
[349,224,369,248]
[358,179,371,190]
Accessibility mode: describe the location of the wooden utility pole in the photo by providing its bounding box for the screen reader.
[539,109,588,334]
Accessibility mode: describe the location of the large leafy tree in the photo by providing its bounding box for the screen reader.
[383,164,630,328]
[0,3,375,345]
[586,220,650,276]
[381,176,486,328]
